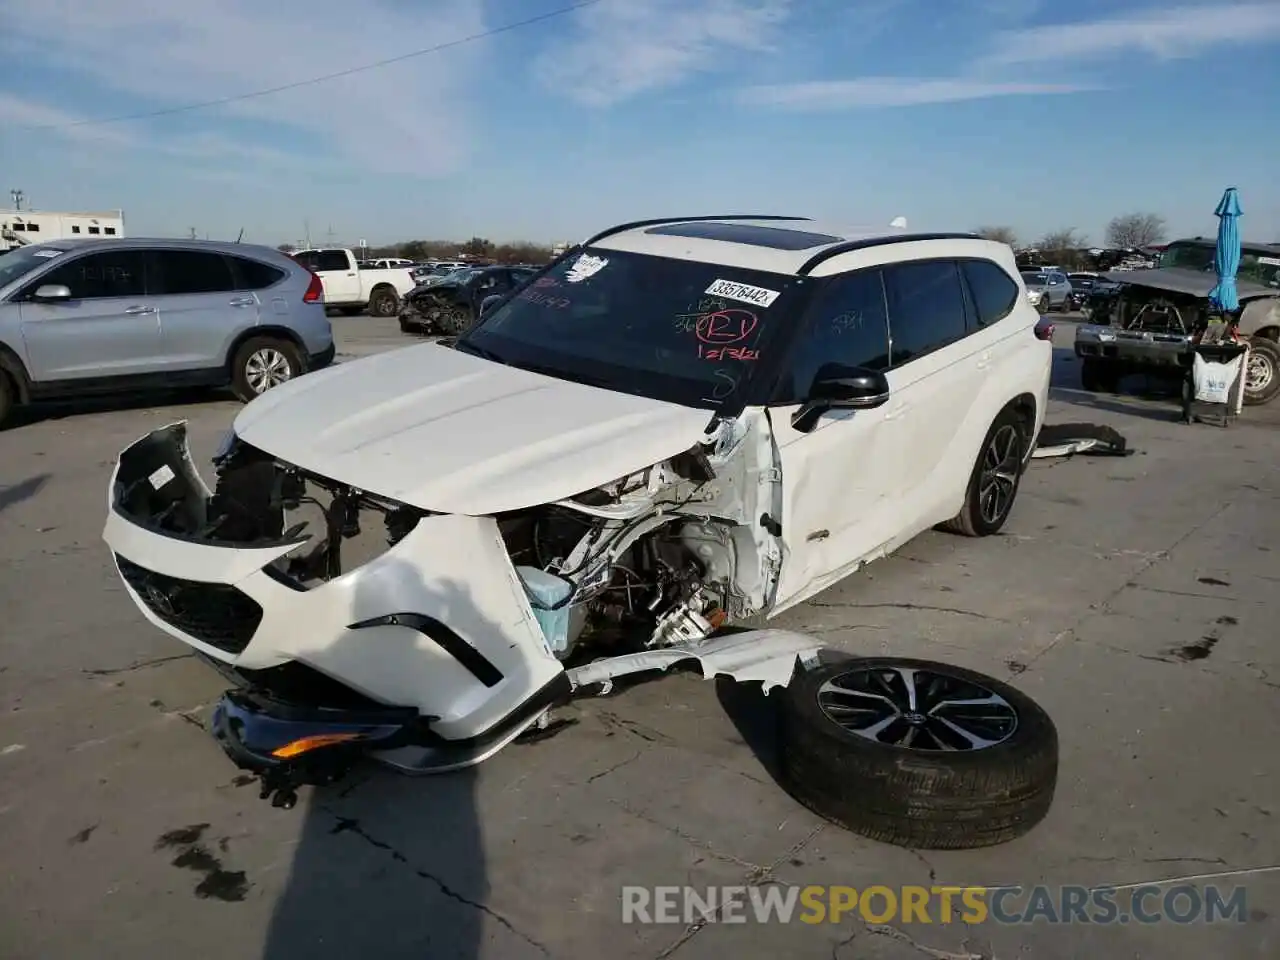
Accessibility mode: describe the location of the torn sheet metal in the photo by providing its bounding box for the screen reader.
[1032,423,1134,459]
[566,628,825,694]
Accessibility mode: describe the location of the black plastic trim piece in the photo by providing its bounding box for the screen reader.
[796,232,981,276]
[349,612,504,688]
[584,215,812,248]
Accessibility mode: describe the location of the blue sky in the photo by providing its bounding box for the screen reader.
[1,0,1278,249]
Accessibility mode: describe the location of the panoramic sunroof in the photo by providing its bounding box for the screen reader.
[644,221,844,250]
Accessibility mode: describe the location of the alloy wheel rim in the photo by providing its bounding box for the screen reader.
[817,664,1018,751]
[245,348,292,393]
[978,424,1021,525]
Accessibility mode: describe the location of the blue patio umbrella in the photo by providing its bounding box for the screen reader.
[1207,187,1242,315]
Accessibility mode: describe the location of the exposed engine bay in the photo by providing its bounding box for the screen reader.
[127,413,785,666]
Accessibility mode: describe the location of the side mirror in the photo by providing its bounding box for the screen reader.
[479,294,503,318]
[32,284,72,302]
[791,367,890,433]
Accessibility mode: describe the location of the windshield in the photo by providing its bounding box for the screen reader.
[459,247,803,409]
[0,245,69,288]
[1020,272,1047,285]
[1159,242,1280,288]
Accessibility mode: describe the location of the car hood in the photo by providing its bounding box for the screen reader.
[1101,267,1275,300]
[231,342,714,516]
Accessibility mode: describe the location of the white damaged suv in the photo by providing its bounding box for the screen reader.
[103,216,1052,794]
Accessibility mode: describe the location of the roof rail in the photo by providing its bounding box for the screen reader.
[796,232,980,275]
[583,214,811,248]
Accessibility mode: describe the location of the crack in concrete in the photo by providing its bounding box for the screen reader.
[1017,501,1235,674]
[324,812,550,956]
[862,923,993,959]
[605,795,766,873]
[83,653,195,677]
[807,601,1008,623]
[586,750,643,784]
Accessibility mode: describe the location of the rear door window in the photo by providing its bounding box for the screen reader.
[29,249,147,300]
[147,250,236,295]
[882,260,969,365]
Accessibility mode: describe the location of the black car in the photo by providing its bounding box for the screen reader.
[399,266,538,335]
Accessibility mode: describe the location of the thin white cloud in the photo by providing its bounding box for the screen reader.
[978,2,1280,68]
[0,94,135,146]
[736,77,1094,110]
[0,0,487,176]
[534,0,794,107]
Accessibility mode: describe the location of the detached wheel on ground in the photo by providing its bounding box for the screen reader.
[368,286,400,318]
[1243,337,1280,406]
[777,656,1059,850]
[938,407,1027,537]
[231,337,303,403]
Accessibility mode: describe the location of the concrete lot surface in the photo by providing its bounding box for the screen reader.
[0,317,1276,959]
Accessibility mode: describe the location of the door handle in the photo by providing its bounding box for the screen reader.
[229,296,256,307]
[124,305,156,315]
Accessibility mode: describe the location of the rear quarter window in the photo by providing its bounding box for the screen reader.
[963,260,1020,327]
[229,256,286,291]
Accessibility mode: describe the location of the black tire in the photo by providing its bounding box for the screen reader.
[1079,357,1105,391]
[368,287,400,317]
[399,315,424,335]
[1036,297,1050,315]
[0,371,13,428]
[938,407,1027,537]
[1243,337,1280,406]
[231,337,303,403]
[777,656,1058,850]
[441,305,473,336]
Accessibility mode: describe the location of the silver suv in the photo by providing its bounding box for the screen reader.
[0,238,335,426]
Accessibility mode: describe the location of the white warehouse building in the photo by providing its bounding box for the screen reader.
[1,208,125,251]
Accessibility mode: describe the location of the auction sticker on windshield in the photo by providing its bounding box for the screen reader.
[705,279,780,308]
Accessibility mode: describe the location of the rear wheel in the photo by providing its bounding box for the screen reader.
[368,287,400,317]
[232,337,303,403]
[939,407,1027,537]
[0,371,13,428]
[1243,337,1280,406]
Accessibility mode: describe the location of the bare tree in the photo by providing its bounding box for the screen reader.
[975,225,1018,246]
[1038,228,1086,252]
[1105,212,1167,250]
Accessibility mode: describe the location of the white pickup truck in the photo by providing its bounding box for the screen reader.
[291,248,417,317]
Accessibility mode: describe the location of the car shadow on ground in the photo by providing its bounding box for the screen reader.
[259,563,497,960]
[1049,346,1187,423]
[0,473,50,514]
[1,388,232,431]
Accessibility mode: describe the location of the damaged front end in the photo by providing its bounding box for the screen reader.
[103,409,805,794]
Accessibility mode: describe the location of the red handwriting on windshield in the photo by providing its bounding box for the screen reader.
[695,308,760,361]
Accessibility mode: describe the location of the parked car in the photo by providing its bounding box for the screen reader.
[1020,270,1073,313]
[290,248,417,317]
[102,216,1055,839]
[363,257,415,271]
[1074,237,1280,403]
[1066,272,1121,312]
[0,238,334,425]
[399,264,537,335]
